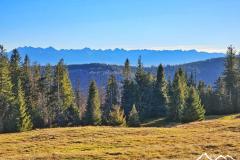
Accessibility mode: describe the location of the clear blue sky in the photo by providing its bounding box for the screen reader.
[1,0,240,52]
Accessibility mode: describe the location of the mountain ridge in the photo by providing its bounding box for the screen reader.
[10,46,225,66]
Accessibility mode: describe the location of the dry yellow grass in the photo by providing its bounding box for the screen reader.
[0,115,239,160]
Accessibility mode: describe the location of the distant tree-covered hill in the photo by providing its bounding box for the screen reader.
[68,57,225,94]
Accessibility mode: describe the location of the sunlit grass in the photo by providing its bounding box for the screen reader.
[0,114,239,159]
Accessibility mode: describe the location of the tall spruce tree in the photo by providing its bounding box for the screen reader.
[75,79,83,120]
[222,46,239,113]
[50,59,79,126]
[181,87,205,123]
[84,81,101,125]
[123,58,131,80]
[0,45,17,132]
[10,49,21,97]
[168,68,188,122]
[121,59,135,118]
[103,74,119,124]
[61,65,79,126]
[151,64,168,117]
[40,64,53,126]
[214,77,229,114]
[31,63,44,128]
[16,79,33,131]
[134,56,153,120]
[21,55,34,123]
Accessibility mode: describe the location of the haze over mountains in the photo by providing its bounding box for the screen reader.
[11,46,225,66]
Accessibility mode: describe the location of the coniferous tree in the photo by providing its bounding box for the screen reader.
[84,81,101,125]
[61,64,79,126]
[52,59,79,126]
[198,81,215,115]
[48,60,64,126]
[222,46,239,113]
[181,87,205,123]
[16,79,33,131]
[135,56,153,120]
[75,79,83,120]
[10,49,21,97]
[121,59,135,118]
[108,105,126,126]
[39,64,53,127]
[122,58,131,80]
[21,55,34,123]
[168,68,188,122]
[151,64,168,117]
[103,74,119,124]
[0,45,17,132]
[31,63,44,128]
[213,77,229,114]
[127,104,140,127]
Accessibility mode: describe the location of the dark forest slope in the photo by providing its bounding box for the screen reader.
[67,57,225,93]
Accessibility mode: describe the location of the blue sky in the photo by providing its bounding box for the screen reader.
[1,0,240,52]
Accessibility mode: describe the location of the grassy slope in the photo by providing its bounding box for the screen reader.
[0,115,239,160]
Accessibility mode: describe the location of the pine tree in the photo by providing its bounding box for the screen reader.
[31,63,44,128]
[75,79,83,120]
[123,58,131,80]
[21,55,34,122]
[108,105,126,126]
[84,81,101,125]
[10,49,21,97]
[121,59,135,118]
[198,81,215,115]
[134,56,153,120]
[181,87,205,123]
[16,79,33,131]
[48,60,65,126]
[127,104,140,127]
[214,77,229,114]
[50,59,79,126]
[103,74,119,124]
[222,46,239,113]
[0,45,17,132]
[151,64,168,117]
[39,64,53,127]
[61,66,76,109]
[168,68,188,122]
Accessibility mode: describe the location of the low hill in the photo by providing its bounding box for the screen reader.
[0,114,239,159]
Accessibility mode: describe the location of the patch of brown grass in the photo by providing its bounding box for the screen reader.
[0,114,239,160]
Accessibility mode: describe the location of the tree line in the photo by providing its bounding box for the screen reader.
[0,45,239,133]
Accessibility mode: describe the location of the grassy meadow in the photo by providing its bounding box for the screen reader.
[0,114,239,160]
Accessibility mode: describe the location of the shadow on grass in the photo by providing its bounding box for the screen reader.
[140,114,240,127]
[141,117,180,128]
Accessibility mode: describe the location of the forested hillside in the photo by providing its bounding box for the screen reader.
[0,44,238,134]
[68,57,225,93]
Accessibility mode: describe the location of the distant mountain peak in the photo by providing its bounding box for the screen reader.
[10,46,225,66]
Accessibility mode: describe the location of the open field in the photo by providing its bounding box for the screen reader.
[0,115,239,160]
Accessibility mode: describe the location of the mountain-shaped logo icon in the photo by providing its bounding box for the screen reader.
[196,153,235,160]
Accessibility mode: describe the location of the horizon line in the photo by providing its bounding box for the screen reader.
[8,45,227,54]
